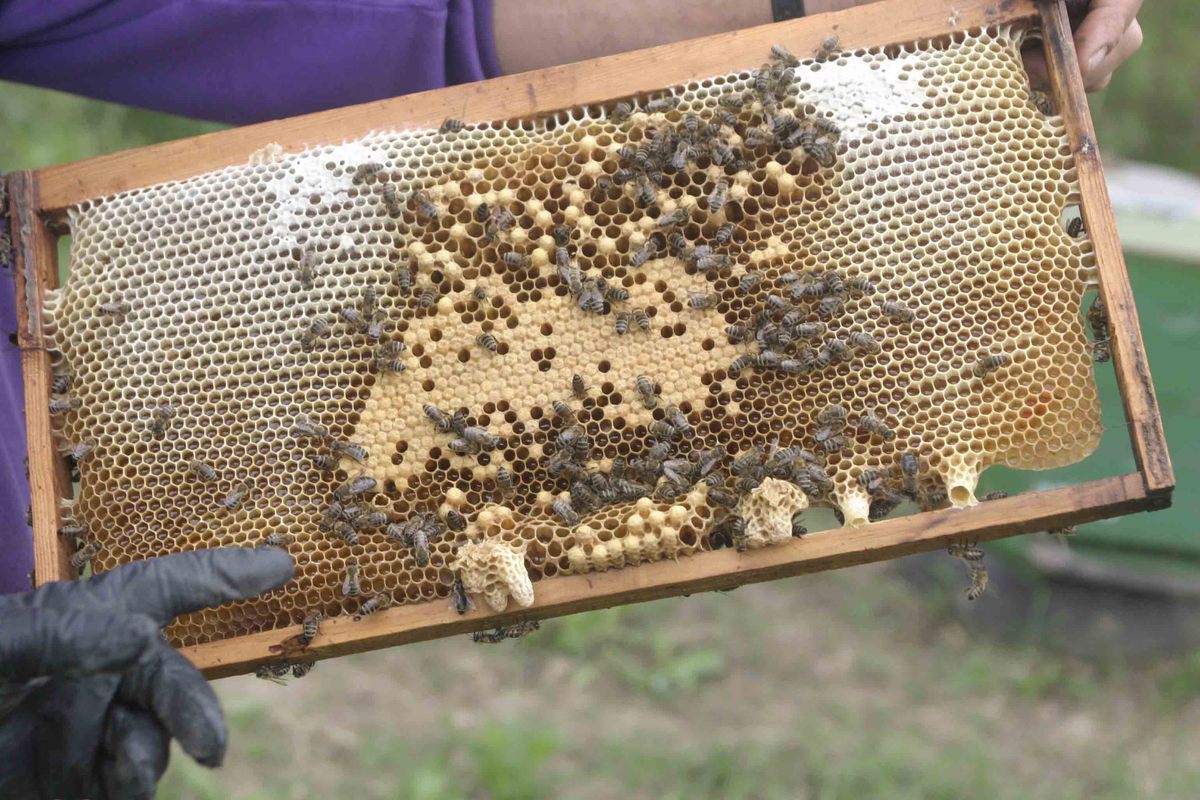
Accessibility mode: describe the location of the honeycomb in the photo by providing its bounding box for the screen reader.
[44,24,1102,645]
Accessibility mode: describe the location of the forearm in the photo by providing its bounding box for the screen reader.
[494,0,774,75]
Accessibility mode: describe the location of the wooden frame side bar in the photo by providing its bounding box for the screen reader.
[187,472,1163,679]
[8,171,73,586]
[33,0,1037,215]
[1038,0,1174,496]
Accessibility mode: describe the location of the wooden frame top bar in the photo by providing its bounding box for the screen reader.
[33,0,1036,215]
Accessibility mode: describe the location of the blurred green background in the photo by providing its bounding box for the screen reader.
[3,6,1199,799]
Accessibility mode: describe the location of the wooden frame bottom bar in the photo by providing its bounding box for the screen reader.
[189,473,1164,679]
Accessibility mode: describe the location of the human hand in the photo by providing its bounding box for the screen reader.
[1024,0,1144,92]
[0,547,294,800]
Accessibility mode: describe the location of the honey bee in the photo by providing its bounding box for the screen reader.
[813,425,844,453]
[412,190,439,221]
[98,301,131,317]
[293,414,331,442]
[920,487,949,510]
[812,117,841,139]
[291,661,316,679]
[948,542,985,561]
[973,353,1011,378]
[354,593,393,621]
[707,486,738,508]
[48,396,80,415]
[295,245,318,287]
[255,664,291,685]
[299,316,331,351]
[409,526,432,566]
[58,523,88,539]
[438,118,465,134]
[571,373,587,398]
[808,138,837,168]
[62,439,96,461]
[857,468,888,494]
[342,559,361,597]
[1030,89,1055,115]
[418,286,440,308]
[309,456,336,473]
[877,299,915,322]
[473,202,491,223]
[263,532,295,547]
[381,183,404,217]
[189,459,218,482]
[714,222,736,245]
[69,541,102,570]
[334,474,377,501]
[688,292,718,310]
[846,276,876,295]
[645,95,680,114]
[695,251,732,272]
[1087,296,1110,362]
[815,34,840,61]
[635,176,656,207]
[352,162,384,184]
[965,564,989,601]
[477,332,499,352]
[353,511,390,531]
[393,261,413,293]
[424,403,451,431]
[445,508,467,532]
[826,337,853,362]
[611,101,633,122]
[615,311,632,335]
[857,411,896,441]
[738,273,763,294]
[222,482,251,512]
[329,440,369,463]
[50,369,72,396]
[500,251,529,269]
[496,466,514,495]
[551,497,581,527]
[635,375,657,409]
[898,451,920,496]
[451,575,475,615]
[332,520,360,545]
[1048,525,1079,538]
[769,43,800,66]
[847,331,881,353]
[632,308,649,331]
[708,180,729,214]
[471,620,541,643]
[339,306,366,330]
[374,339,407,373]
[1067,216,1085,238]
[656,208,689,229]
[147,404,176,438]
[665,406,691,435]
[816,293,845,318]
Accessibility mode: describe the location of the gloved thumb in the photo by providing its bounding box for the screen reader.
[0,608,161,682]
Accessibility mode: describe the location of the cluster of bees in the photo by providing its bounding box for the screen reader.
[44,35,1112,676]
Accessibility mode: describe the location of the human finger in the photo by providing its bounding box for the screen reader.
[86,547,294,626]
[117,644,227,768]
[1074,0,1143,80]
[100,704,171,800]
[1084,19,1143,92]
[0,608,160,682]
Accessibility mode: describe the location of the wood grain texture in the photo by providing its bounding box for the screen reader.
[33,0,1037,215]
[8,172,72,587]
[188,473,1162,679]
[1037,0,1175,496]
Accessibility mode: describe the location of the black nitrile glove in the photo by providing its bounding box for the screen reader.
[0,547,294,800]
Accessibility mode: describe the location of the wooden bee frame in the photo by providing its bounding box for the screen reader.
[8,0,1173,679]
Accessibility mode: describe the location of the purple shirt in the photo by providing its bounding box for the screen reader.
[0,0,500,593]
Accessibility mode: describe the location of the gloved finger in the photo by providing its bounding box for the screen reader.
[1073,0,1143,79]
[100,704,170,800]
[87,547,295,626]
[1083,19,1142,92]
[118,643,227,768]
[0,608,161,681]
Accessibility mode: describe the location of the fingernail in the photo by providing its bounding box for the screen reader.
[1086,46,1111,73]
